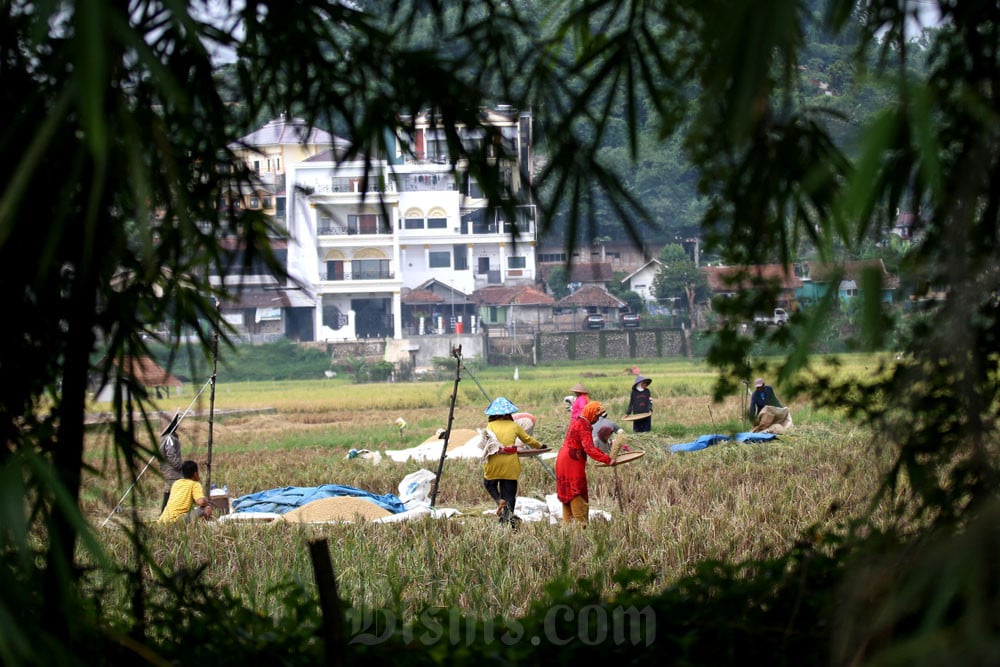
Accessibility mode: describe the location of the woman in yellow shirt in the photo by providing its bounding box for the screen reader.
[481,397,544,527]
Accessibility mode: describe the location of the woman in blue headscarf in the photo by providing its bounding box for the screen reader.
[480,396,544,526]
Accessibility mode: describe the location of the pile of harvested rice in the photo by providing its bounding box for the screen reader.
[419,428,480,451]
[282,496,393,523]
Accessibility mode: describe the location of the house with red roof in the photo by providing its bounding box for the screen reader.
[702,264,803,311]
[473,285,556,333]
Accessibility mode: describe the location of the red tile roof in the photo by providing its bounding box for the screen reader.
[401,288,445,305]
[473,285,556,306]
[116,356,182,387]
[703,265,803,291]
[556,285,626,308]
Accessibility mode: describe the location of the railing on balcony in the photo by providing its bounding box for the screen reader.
[310,177,394,195]
[396,173,457,192]
[459,204,536,236]
[322,270,395,282]
[317,218,392,236]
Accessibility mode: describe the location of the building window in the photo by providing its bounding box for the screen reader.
[249,196,260,209]
[454,245,468,270]
[538,253,566,263]
[404,217,424,229]
[427,217,447,229]
[325,260,344,281]
[507,256,527,269]
[348,214,385,234]
[263,197,272,209]
[425,129,448,161]
[429,251,451,268]
[463,174,484,198]
[352,259,390,280]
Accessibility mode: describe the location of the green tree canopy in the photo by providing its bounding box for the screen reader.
[653,244,709,328]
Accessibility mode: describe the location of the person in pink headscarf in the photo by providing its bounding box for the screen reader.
[568,382,590,421]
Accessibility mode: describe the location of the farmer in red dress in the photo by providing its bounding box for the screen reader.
[556,400,615,525]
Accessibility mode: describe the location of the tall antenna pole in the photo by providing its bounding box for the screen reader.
[205,299,220,491]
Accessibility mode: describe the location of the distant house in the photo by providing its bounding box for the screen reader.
[473,285,556,332]
[219,283,315,343]
[798,259,900,306]
[620,259,663,306]
[703,264,803,310]
[539,261,616,294]
[891,211,923,241]
[401,278,475,334]
[93,355,183,402]
[555,285,626,320]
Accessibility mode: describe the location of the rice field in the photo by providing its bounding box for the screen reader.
[84,355,892,624]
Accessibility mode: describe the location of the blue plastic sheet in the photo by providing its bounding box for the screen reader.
[669,432,779,452]
[232,485,406,515]
[669,434,731,453]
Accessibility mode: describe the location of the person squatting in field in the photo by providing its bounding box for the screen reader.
[158,460,213,524]
[556,400,615,525]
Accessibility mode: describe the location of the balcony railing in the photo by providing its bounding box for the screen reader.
[396,173,457,192]
[310,177,394,194]
[321,271,396,282]
[317,220,392,236]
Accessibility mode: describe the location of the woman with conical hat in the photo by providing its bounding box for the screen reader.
[480,397,545,527]
[556,400,614,525]
[568,382,590,421]
[625,375,653,433]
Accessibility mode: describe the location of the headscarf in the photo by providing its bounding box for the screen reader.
[581,401,604,424]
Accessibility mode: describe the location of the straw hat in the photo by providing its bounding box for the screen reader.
[570,382,588,394]
[160,411,180,437]
[754,378,765,388]
[485,397,519,416]
[632,375,652,388]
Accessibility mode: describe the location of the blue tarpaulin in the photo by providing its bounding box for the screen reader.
[735,432,779,444]
[231,485,406,515]
[669,434,731,452]
[669,432,779,453]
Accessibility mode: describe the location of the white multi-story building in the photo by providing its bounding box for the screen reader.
[285,107,537,341]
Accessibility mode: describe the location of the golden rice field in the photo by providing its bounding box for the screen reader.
[83,354,895,625]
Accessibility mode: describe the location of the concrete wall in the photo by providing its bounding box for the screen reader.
[534,328,687,362]
[308,327,686,371]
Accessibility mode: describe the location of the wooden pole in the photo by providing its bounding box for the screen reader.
[430,345,462,507]
[205,299,220,491]
[309,538,345,667]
